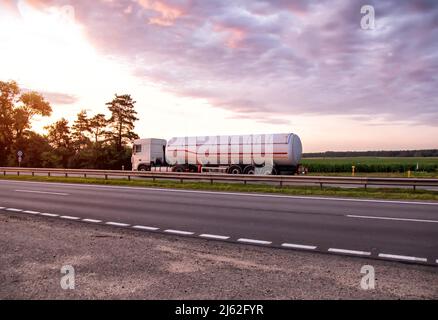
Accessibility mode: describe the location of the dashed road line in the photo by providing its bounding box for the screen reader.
[23,210,40,214]
[105,221,130,227]
[132,225,159,231]
[282,243,317,250]
[82,218,102,223]
[237,238,272,245]
[15,189,69,196]
[40,213,59,217]
[199,234,230,240]
[60,215,80,220]
[347,214,438,224]
[328,248,371,256]
[378,253,427,263]
[164,229,194,235]
[1,205,436,266]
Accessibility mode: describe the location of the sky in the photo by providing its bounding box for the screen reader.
[0,0,437,152]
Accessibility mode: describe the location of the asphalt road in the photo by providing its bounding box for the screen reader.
[0,179,437,266]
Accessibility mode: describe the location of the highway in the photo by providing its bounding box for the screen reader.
[0,179,437,266]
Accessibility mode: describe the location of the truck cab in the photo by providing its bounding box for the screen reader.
[131,138,167,171]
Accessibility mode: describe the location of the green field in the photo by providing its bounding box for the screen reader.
[301,157,438,175]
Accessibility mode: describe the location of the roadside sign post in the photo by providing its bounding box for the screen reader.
[352,165,355,177]
[17,150,23,167]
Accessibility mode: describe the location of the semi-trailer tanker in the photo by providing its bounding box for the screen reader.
[131,133,302,175]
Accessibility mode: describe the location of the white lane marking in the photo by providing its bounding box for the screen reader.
[237,238,272,245]
[60,215,80,220]
[105,221,130,227]
[347,215,438,224]
[0,207,5,210]
[164,229,194,235]
[23,210,40,214]
[378,253,427,262]
[6,208,23,212]
[3,180,438,206]
[40,213,59,217]
[328,248,371,256]
[82,218,102,223]
[15,189,69,196]
[282,243,317,250]
[132,225,159,231]
[199,234,230,240]
[436,259,438,264]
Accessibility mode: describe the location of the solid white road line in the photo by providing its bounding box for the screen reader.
[23,210,40,214]
[82,218,102,223]
[0,207,5,210]
[40,213,59,217]
[436,259,438,264]
[328,248,371,256]
[347,215,438,224]
[15,189,69,196]
[60,215,80,220]
[282,243,317,250]
[199,234,230,240]
[6,208,22,212]
[132,225,159,231]
[106,222,130,227]
[164,229,194,235]
[237,238,272,245]
[3,180,438,206]
[378,253,427,262]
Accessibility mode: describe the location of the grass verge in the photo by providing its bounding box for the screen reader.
[1,174,438,202]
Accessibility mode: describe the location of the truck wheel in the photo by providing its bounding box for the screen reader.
[138,165,150,171]
[174,165,185,172]
[243,165,255,175]
[228,165,242,174]
[256,165,276,175]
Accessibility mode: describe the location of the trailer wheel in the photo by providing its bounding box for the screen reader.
[243,165,255,175]
[138,165,150,171]
[228,165,242,174]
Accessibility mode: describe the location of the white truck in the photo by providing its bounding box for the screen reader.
[131,133,302,175]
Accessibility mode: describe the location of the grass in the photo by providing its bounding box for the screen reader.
[1,174,438,202]
[301,157,438,174]
[306,172,438,178]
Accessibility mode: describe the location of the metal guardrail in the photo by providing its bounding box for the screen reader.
[1,167,438,190]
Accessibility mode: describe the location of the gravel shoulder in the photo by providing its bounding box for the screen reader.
[0,212,437,299]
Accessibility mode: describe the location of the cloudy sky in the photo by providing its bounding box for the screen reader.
[0,0,437,152]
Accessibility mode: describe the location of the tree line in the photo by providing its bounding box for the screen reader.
[303,150,438,158]
[0,80,139,169]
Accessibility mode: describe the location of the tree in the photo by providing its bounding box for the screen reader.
[45,118,73,168]
[89,113,108,144]
[106,94,139,151]
[71,110,91,150]
[0,81,52,166]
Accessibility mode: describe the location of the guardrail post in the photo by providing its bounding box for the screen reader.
[128,175,131,181]
[153,177,156,182]
[320,182,323,190]
[32,172,34,177]
[84,173,87,178]
[413,185,416,192]
[48,172,50,177]
[210,178,213,185]
[105,174,108,180]
[3,171,5,176]
[65,173,68,178]
[180,178,183,183]
[279,181,283,188]
[17,171,20,176]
